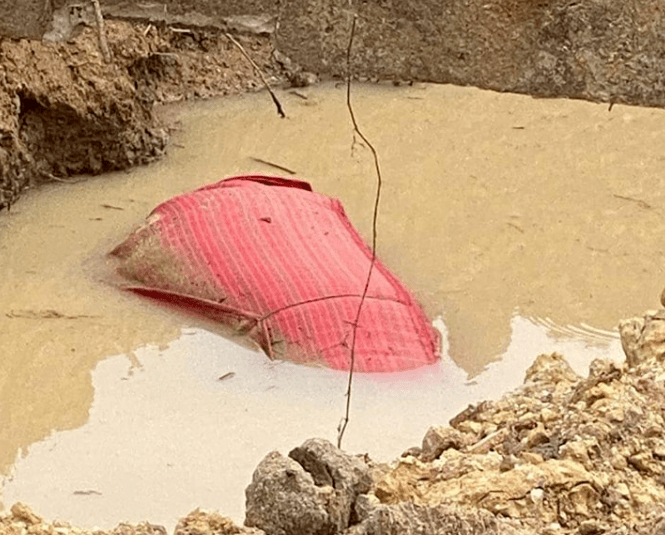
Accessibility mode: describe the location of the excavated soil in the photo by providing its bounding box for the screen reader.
[352,311,665,535]
[0,19,286,210]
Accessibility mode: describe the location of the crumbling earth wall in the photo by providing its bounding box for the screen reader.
[0,18,280,211]
[0,26,168,210]
[4,1,665,108]
[0,0,52,39]
[43,0,665,110]
[277,0,665,108]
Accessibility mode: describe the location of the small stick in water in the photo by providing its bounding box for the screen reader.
[218,372,236,382]
[224,33,285,118]
[250,157,296,175]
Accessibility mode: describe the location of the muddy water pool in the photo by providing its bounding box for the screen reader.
[2,81,664,529]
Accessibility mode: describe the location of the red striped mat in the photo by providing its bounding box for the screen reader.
[111,175,440,372]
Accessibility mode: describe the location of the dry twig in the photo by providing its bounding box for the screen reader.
[217,372,236,382]
[90,0,111,63]
[224,32,285,118]
[337,15,383,449]
[250,157,296,175]
[613,194,653,210]
[42,172,83,184]
[169,27,194,34]
[6,309,99,320]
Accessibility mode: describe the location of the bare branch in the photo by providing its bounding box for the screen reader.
[224,33,286,118]
[337,15,383,449]
[250,157,296,175]
[90,0,111,63]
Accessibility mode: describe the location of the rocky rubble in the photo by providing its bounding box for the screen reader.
[4,310,665,534]
[0,503,262,535]
[244,438,372,534]
[0,502,168,535]
[233,438,527,535]
[371,310,665,534]
[242,310,665,534]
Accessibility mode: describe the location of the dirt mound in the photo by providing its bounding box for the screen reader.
[0,20,283,211]
[0,502,257,535]
[372,311,665,534]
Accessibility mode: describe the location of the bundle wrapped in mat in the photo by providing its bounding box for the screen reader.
[110,175,440,372]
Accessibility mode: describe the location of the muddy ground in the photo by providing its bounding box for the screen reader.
[0,18,299,211]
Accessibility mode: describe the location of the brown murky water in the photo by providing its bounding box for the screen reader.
[1,82,662,528]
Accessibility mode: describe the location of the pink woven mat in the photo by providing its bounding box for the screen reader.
[111,175,440,372]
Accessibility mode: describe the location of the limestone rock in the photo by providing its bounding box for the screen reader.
[344,499,521,535]
[175,509,264,535]
[109,523,167,535]
[245,439,371,535]
[524,352,579,386]
[10,503,41,525]
[244,451,331,534]
[420,426,469,462]
[289,438,372,497]
[619,316,644,367]
[619,311,665,367]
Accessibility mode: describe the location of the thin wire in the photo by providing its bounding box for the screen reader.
[337,15,383,448]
